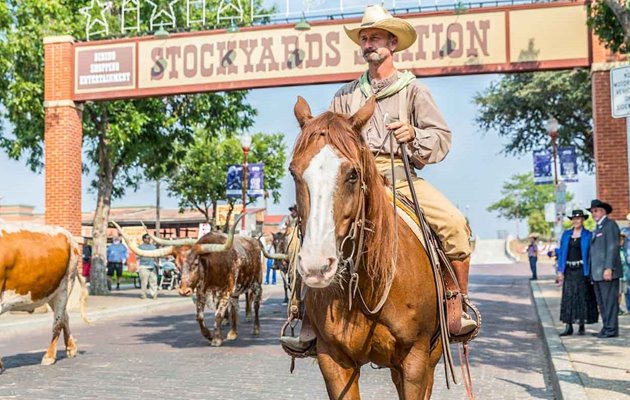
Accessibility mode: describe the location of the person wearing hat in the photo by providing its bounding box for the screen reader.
[556,210,598,336]
[137,233,159,299]
[287,6,473,352]
[588,199,621,338]
[526,234,539,280]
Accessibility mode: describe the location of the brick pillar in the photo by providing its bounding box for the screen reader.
[591,30,629,221]
[44,36,83,235]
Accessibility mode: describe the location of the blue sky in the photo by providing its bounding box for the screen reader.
[0,73,596,239]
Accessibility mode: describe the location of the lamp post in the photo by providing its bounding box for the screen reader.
[546,116,563,241]
[240,133,252,234]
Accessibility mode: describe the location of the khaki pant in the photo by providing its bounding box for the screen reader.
[139,267,158,298]
[375,156,472,261]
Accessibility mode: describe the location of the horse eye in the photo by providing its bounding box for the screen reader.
[348,169,358,184]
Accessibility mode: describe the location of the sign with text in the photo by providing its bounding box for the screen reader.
[533,150,553,185]
[75,43,135,94]
[610,64,630,118]
[559,146,578,182]
[72,2,589,101]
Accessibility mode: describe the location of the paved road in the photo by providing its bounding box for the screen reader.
[0,264,553,399]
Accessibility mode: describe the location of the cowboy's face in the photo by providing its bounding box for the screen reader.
[359,28,397,63]
[591,207,606,221]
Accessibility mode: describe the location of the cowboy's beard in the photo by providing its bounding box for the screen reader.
[363,47,391,64]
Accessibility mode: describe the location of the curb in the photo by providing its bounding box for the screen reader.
[504,236,519,262]
[529,280,589,400]
[2,297,193,336]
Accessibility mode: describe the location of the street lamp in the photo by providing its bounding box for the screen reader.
[546,116,563,241]
[240,133,252,234]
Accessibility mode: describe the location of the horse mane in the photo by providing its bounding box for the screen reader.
[293,111,397,294]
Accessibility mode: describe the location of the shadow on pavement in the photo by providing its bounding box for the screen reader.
[496,377,552,399]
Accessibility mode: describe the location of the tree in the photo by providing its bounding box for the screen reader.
[0,1,270,294]
[588,0,630,54]
[487,173,573,237]
[167,130,286,227]
[474,70,594,170]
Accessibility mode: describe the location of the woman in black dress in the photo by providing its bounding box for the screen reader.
[557,209,599,336]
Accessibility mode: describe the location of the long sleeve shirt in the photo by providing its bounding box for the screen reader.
[329,72,451,169]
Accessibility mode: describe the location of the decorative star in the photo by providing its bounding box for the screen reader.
[217,0,244,24]
[121,0,141,34]
[146,0,179,31]
[79,0,113,41]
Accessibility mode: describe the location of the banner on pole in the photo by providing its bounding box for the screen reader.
[226,164,244,198]
[247,163,264,197]
[533,150,553,185]
[559,146,578,182]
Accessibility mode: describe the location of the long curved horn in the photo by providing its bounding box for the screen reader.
[260,239,289,261]
[110,221,174,258]
[196,213,245,254]
[141,221,197,246]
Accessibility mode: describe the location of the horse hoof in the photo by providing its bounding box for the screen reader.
[245,316,252,323]
[226,330,238,341]
[253,327,260,336]
[41,356,56,366]
[211,338,224,347]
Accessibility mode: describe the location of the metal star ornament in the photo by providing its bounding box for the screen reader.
[147,0,180,31]
[79,0,113,40]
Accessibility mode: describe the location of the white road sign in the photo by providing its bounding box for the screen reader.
[610,64,630,118]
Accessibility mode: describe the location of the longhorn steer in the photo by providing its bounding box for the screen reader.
[0,223,89,373]
[114,218,264,347]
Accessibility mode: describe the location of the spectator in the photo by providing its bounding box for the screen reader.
[263,236,276,285]
[137,234,158,299]
[106,235,128,291]
[527,233,539,280]
[556,209,599,336]
[588,199,621,338]
[82,239,92,282]
[279,205,299,234]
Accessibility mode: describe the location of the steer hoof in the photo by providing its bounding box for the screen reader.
[253,326,260,336]
[226,330,238,341]
[211,337,224,347]
[41,356,56,366]
[245,315,252,323]
[66,338,78,358]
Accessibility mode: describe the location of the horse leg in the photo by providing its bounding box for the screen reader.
[226,295,239,341]
[212,294,230,347]
[398,344,433,399]
[281,273,289,304]
[252,282,261,336]
[423,337,442,399]
[195,291,213,342]
[390,368,404,398]
[317,352,361,399]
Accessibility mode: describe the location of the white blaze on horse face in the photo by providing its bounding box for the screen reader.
[299,145,341,288]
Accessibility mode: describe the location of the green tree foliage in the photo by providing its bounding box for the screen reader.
[167,130,286,227]
[474,70,593,171]
[487,173,574,238]
[588,0,630,54]
[0,0,272,294]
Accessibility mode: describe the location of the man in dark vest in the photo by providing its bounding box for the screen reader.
[588,199,621,338]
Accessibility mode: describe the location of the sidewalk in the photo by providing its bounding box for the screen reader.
[531,272,630,400]
[0,286,192,336]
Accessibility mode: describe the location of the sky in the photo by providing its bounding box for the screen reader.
[0,73,596,239]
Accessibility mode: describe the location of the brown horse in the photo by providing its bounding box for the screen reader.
[290,96,442,399]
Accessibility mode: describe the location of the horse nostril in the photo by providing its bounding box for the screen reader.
[322,257,337,274]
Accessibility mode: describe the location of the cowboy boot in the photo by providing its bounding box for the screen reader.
[451,258,477,336]
[559,324,573,336]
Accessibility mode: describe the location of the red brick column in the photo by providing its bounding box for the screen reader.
[592,70,628,221]
[44,36,83,235]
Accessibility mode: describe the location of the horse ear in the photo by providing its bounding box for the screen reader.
[294,96,313,129]
[350,96,375,132]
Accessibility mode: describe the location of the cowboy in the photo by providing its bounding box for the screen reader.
[281,5,475,353]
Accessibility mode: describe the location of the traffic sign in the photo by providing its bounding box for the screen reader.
[610,64,630,118]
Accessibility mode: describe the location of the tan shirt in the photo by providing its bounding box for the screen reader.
[329,72,452,169]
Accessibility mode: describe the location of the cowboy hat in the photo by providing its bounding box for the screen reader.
[288,205,297,212]
[528,233,540,239]
[587,199,613,214]
[344,5,417,52]
[566,209,589,220]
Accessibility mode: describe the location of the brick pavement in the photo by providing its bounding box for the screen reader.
[0,264,553,399]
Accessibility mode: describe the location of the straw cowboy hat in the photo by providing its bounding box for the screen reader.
[344,5,417,52]
[528,233,540,239]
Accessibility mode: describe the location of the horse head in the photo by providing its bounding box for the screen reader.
[290,96,394,289]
